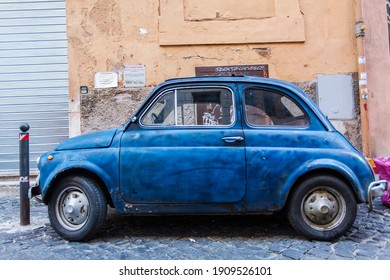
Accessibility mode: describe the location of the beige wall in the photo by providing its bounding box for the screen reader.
[66,0,357,84]
[364,0,390,157]
[66,0,360,139]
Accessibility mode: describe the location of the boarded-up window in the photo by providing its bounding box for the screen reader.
[159,0,305,45]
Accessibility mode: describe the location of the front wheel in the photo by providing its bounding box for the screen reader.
[48,176,107,241]
[287,176,357,241]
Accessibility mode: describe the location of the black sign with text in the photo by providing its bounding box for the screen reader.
[195,64,269,78]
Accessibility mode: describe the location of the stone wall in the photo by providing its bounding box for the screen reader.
[81,87,152,133]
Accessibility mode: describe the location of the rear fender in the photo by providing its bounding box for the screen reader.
[281,159,367,206]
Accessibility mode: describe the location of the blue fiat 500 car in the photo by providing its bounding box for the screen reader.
[33,76,387,241]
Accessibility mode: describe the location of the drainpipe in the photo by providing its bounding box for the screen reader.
[355,0,370,157]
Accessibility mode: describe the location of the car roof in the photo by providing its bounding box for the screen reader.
[161,76,305,97]
[164,75,285,86]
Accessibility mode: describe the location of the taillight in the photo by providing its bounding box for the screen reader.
[366,158,379,175]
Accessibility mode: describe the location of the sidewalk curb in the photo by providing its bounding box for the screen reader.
[0,180,20,196]
[0,180,37,196]
[0,185,19,196]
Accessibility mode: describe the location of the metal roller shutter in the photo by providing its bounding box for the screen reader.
[0,0,69,175]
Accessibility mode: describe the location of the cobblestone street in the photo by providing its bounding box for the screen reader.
[1,188,390,260]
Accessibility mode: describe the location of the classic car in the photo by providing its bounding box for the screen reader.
[33,76,387,241]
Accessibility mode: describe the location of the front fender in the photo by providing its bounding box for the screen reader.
[38,149,119,204]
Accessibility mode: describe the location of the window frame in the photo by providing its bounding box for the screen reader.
[243,87,310,128]
[139,86,236,128]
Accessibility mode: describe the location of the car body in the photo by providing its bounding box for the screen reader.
[33,76,387,241]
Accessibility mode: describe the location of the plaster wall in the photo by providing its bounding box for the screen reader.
[67,0,361,149]
[363,0,390,157]
[66,0,357,86]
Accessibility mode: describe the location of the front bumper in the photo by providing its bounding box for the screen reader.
[367,180,388,211]
[28,173,42,202]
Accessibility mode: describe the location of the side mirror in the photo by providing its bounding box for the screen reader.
[130,115,137,123]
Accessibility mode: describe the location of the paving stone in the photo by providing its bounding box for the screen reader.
[301,254,323,260]
[281,249,303,260]
[376,248,390,259]
[306,247,332,259]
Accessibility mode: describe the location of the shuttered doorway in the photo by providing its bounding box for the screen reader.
[0,0,69,175]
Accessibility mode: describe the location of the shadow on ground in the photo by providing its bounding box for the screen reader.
[99,208,300,241]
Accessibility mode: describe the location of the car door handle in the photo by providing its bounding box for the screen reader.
[222,136,244,143]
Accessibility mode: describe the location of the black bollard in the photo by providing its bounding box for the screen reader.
[19,123,30,226]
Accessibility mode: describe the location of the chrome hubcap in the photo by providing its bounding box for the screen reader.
[62,191,89,225]
[302,188,345,231]
[56,188,89,231]
[304,190,339,225]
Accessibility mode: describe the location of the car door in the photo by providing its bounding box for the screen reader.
[240,84,314,209]
[119,85,246,204]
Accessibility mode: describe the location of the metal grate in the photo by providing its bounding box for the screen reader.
[0,0,69,175]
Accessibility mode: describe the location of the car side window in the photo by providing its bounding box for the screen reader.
[141,90,175,125]
[141,87,235,126]
[244,88,309,127]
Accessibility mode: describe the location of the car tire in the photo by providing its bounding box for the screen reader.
[287,175,357,241]
[48,176,107,241]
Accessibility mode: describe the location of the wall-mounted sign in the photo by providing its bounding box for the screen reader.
[94,72,118,88]
[124,65,146,87]
[195,64,269,78]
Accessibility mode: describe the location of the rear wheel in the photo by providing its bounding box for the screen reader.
[48,176,107,241]
[287,175,357,241]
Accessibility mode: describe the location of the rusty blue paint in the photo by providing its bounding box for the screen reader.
[119,127,246,204]
[37,76,375,215]
[54,128,118,150]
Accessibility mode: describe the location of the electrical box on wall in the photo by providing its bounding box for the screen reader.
[317,74,354,120]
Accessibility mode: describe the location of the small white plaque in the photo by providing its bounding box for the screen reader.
[124,65,146,87]
[94,72,118,88]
